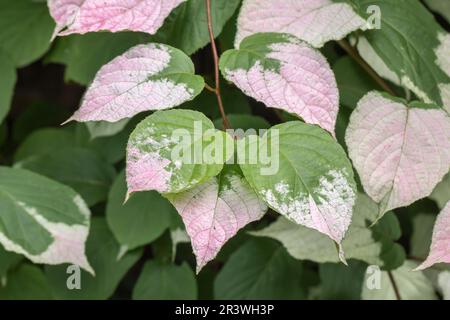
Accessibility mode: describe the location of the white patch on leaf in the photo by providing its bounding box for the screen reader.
[65,43,198,123]
[416,201,450,270]
[48,0,186,38]
[436,33,450,77]
[261,169,355,246]
[346,91,450,215]
[235,0,366,48]
[167,171,267,273]
[401,75,432,104]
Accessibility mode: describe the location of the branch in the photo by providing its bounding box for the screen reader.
[387,271,402,300]
[338,39,397,97]
[205,0,231,129]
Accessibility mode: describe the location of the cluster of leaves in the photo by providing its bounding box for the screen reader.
[0,0,450,300]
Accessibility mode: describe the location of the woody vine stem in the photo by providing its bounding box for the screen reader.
[205,0,231,129]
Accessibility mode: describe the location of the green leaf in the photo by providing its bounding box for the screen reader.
[46,32,150,85]
[0,50,16,124]
[238,121,357,250]
[127,109,234,194]
[132,261,197,300]
[0,264,53,300]
[86,119,130,140]
[252,193,405,269]
[106,171,174,250]
[0,0,54,67]
[45,218,143,300]
[430,173,450,209]
[214,114,270,131]
[15,148,116,207]
[362,260,437,300]
[347,0,450,112]
[333,56,378,109]
[0,167,92,272]
[319,260,367,299]
[410,214,436,259]
[0,246,22,280]
[214,239,307,299]
[425,0,450,24]
[153,0,240,55]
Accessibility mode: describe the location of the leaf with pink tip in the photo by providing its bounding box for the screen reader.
[47,0,186,37]
[166,166,268,273]
[346,91,450,216]
[235,0,367,48]
[65,43,204,123]
[126,109,234,195]
[220,33,339,135]
[416,202,450,270]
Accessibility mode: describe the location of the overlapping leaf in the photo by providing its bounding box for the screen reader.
[238,121,357,256]
[346,91,450,216]
[0,167,93,274]
[126,109,233,195]
[167,166,267,272]
[48,0,186,37]
[220,33,339,134]
[235,0,367,48]
[65,43,204,123]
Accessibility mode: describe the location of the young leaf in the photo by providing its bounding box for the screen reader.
[132,261,197,300]
[362,260,437,300]
[416,202,450,270]
[346,91,450,216]
[252,193,405,269]
[48,0,186,37]
[153,0,240,55]
[45,218,143,300]
[0,167,93,274]
[238,121,357,255]
[0,0,54,67]
[166,166,267,273]
[220,33,339,135]
[235,0,367,48]
[86,119,129,140]
[65,43,204,123]
[106,171,174,250]
[126,109,233,194]
[349,0,450,112]
[0,50,16,125]
[214,239,307,299]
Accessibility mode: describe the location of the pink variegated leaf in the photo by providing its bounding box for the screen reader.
[64,43,204,123]
[235,0,367,48]
[346,91,450,217]
[416,202,450,270]
[220,33,339,135]
[47,0,186,38]
[166,166,268,273]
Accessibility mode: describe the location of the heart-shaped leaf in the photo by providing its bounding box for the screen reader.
[235,0,367,48]
[65,43,204,123]
[166,166,267,272]
[48,0,186,38]
[346,91,450,216]
[0,167,93,274]
[416,201,450,270]
[126,109,234,195]
[220,33,339,135]
[238,121,357,256]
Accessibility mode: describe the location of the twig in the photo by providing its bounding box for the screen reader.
[387,271,402,300]
[205,0,231,129]
[338,39,397,97]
